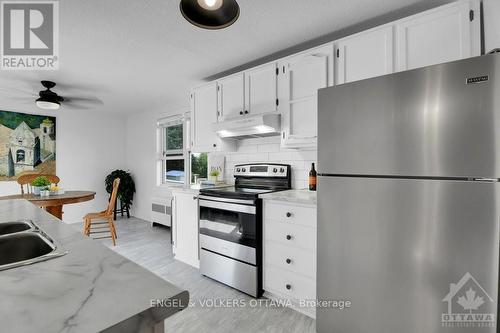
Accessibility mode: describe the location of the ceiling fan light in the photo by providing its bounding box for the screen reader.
[197,0,222,10]
[180,0,239,30]
[36,97,60,110]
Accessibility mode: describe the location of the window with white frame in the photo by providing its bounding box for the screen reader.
[158,116,187,184]
[157,114,209,186]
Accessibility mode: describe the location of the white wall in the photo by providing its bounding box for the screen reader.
[125,108,182,221]
[0,109,126,223]
[483,0,500,53]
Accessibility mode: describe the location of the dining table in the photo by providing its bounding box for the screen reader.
[0,191,96,220]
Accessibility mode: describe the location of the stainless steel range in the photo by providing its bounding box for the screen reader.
[198,163,291,297]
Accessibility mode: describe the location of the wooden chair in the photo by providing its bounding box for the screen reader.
[83,178,120,246]
[18,174,60,195]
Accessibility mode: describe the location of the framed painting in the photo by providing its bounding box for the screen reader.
[0,110,56,181]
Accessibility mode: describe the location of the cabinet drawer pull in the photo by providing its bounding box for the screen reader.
[286,258,292,264]
[285,284,291,290]
[286,212,292,218]
[286,234,292,240]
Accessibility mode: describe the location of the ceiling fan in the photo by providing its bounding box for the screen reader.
[0,80,103,110]
[36,80,64,110]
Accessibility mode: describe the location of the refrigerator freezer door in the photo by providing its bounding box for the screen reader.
[317,176,499,333]
[318,54,500,178]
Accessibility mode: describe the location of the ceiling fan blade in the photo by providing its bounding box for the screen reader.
[0,86,35,97]
[63,96,104,106]
[55,82,109,94]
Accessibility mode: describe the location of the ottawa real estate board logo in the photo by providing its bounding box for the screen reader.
[0,1,59,70]
[442,272,495,328]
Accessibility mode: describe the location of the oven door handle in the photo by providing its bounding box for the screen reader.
[199,199,256,215]
[198,195,256,206]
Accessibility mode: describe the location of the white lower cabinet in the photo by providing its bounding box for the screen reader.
[172,190,199,268]
[263,200,317,318]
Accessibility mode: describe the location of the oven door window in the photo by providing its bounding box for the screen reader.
[199,205,256,248]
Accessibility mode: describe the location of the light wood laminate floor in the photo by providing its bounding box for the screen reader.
[75,217,316,333]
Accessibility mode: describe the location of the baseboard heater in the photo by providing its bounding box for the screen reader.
[151,197,173,228]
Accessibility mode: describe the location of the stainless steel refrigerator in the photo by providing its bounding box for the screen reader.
[317,53,500,333]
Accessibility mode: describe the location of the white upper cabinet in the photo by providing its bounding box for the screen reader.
[188,0,482,153]
[396,0,481,71]
[217,73,245,121]
[337,25,394,84]
[279,44,334,148]
[245,62,278,116]
[190,83,236,153]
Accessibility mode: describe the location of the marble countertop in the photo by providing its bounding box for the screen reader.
[259,189,317,205]
[170,183,232,193]
[0,199,189,333]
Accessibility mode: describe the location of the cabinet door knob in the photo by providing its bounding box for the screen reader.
[286,212,292,218]
[285,284,291,290]
[193,196,198,200]
[286,235,292,240]
[286,258,292,264]
[240,111,243,115]
[213,143,217,147]
[244,110,249,114]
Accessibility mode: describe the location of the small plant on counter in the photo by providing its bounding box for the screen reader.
[209,169,220,182]
[31,176,51,187]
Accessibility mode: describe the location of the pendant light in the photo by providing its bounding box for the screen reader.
[180,0,240,30]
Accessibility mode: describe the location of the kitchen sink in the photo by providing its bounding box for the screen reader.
[0,221,67,271]
[0,220,34,235]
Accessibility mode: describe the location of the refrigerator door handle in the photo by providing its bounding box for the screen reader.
[473,178,499,182]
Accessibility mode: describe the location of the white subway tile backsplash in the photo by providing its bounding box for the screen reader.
[257,143,280,153]
[268,152,292,161]
[238,138,263,146]
[293,180,308,190]
[292,169,308,181]
[290,150,317,161]
[237,144,259,153]
[245,152,269,161]
[222,136,316,189]
[227,153,248,162]
[265,136,281,144]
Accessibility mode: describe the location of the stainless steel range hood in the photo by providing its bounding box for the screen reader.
[213,114,281,139]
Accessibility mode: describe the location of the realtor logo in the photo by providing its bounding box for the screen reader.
[1,1,59,70]
[442,272,495,328]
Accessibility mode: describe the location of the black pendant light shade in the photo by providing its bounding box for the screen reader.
[180,0,240,30]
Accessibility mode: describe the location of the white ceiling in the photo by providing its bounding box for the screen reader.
[0,0,452,116]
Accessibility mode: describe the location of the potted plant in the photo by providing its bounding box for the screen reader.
[105,170,136,219]
[209,169,220,183]
[31,176,51,195]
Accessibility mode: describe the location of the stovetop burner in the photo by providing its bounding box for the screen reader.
[199,186,276,200]
[199,163,291,200]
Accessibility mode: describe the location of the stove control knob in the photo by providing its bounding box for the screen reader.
[273,168,278,173]
[242,168,246,172]
[236,168,241,173]
[280,168,285,173]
